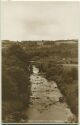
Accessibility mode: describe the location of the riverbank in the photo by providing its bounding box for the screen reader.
[2,43,31,122]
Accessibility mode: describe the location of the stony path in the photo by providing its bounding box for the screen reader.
[27,65,75,123]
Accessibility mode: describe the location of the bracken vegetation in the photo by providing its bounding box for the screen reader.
[2,42,31,122]
[2,40,78,122]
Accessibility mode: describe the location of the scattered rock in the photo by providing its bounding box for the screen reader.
[35,97,40,99]
[47,97,49,99]
[44,105,48,108]
[59,97,64,103]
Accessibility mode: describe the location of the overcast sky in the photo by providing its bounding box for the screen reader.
[1,1,80,41]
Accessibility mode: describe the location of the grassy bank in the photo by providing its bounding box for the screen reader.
[2,42,31,122]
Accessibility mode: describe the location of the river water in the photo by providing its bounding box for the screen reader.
[27,65,75,123]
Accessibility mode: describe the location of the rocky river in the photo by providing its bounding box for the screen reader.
[27,65,75,123]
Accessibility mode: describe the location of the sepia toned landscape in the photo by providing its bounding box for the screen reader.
[2,39,78,123]
[1,1,79,124]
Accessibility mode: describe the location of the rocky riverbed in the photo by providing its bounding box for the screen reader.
[27,65,76,123]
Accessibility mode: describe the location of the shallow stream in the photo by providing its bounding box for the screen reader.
[27,65,75,123]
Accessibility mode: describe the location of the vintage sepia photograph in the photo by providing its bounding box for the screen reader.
[1,0,79,124]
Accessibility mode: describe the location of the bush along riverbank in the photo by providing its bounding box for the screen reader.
[36,62,78,121]
[2,43,32,122]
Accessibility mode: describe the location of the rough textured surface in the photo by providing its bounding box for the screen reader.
[27,66,75,123]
